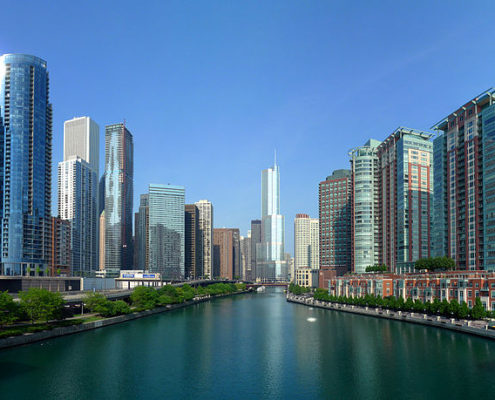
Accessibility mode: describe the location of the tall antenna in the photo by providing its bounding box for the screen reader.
[274,148,277,167]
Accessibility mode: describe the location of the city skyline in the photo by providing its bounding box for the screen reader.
[5,2,495,253]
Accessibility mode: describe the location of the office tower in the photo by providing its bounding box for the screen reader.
[319,169,352,275]
[48,217,71,277]
[213,228,240,280]
[99,175,105,215]
[349,140,381,273]
[58,117,99,276]
[257,157,287,281]
[104,123,133,275]
[99,211,105,270]
[294,214,320,269]
[284,253,294,282]
[148,184,185,280]
[185,204,203,279]
[0,54,52,276]
[134,194,149,270]
[432,89,495,270]
[195,200,213,279]
[250,220,262,280]
[378,128,433,273]
[240,232,252,280]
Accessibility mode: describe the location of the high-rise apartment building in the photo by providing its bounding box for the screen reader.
[148,184,185,280]
[377,128,433,273]
[58,116,99,276]
[213,228,240,280]
[257,158,287,281]
[240,232,251,280]
[134,194,149,270]
[250,220,262,280]
[104,123,133,274]
[48,217,71,277]
[432,89,495,271]
[0,54,52,276]
[99,211,105,270]
[349,141,381,273]
[185,204,203,279]
[195,200,213,279]
[294,214,320,269]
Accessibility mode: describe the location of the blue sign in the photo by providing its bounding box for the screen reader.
[143,274,156,278]
[122,274,135,278]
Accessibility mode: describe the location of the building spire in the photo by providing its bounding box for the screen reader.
[274,148,277,168]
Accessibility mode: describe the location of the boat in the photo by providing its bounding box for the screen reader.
[256,286,266,293]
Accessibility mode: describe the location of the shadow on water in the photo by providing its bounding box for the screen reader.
[0,361,37,380]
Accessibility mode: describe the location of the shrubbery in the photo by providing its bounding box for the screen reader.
[288,283,310,295]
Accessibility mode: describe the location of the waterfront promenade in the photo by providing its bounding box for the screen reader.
[287,293,495,340]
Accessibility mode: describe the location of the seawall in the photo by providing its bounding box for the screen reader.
[287,294,495,340]
[0,290,250,350]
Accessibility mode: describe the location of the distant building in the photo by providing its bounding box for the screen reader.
[99,211,105,271]
[148,184,185,280]
[294,214,319,269]
[48,217,71,277]
[104,123,133,275]
[295,268,319,288]
[257,158,287,282]
[185,204,203,279]
[134,194,149,270]
[213,228,240,280]
[0,54,52,276]
[195,200,214,279]
[240,232,252,280]
[250,220,262,280]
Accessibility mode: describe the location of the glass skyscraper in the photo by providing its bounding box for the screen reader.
[0,54,52,276]
[257,158,287,281]
[148,184,185,280]
[104,123,133,274]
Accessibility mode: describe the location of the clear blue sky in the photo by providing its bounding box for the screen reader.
[2,0,495,254]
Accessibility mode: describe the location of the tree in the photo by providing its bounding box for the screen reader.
[0,291,19,326]
[457,301,469,319]
[470,298,486,320]
[405,298,414,312]
[19,288,64,323]
[448,299,460,317]
[130,286,158,310]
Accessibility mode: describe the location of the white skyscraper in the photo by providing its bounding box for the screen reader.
[58,117,99,275]
[257,156,287,281]
[195,200,214,279]
[294,214,319,269]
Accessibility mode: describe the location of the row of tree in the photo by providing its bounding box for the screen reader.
[288,283,311,295]
[0,282,248,326]
[312,289,492,320]
[414,257,456,271]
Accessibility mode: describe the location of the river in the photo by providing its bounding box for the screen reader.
[1,287,494,399]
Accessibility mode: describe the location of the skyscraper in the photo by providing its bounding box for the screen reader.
[432,89,495,271]
[250,220,262,280]
[104,123,133,275]
[58,117,99,276]
[349,140,381,273]
[213,228,240,280]
[240,232,252,280]
[134,194,149,270]
[148,184,185,280]
[0,54,52,276]
[294,214,319,269]
[257,157,286,282]
[195,200,214,279]
[319,169,352,274]
[185,204,203,279]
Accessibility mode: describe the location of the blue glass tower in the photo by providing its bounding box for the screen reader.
[0,54,52,276]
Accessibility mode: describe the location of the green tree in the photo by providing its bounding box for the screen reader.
[470,298,486,320]
[405,298,414,312]
[457,301,469,319]
[130,286,158,310]
[0,291,19,326]
[448,299,460,317]
[19,288,64,323]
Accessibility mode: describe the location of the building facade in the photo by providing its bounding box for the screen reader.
[250,220,262,280]
[0,54,52,276]
[319,169,352,275]
[48,217,71,277]
[148,184,185,280]
[104,123,133,275]
[134,194,149,270]
[257,159,287,281]
[240,232,251,280]
[432,89,495,271]
[294,214,320,269]
[213,228,240,280]
[185,204,203,279]
[195,200,213,279]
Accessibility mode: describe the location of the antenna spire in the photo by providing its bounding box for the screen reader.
[274,149,277,167]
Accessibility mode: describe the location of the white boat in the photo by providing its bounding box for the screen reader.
[256,286,266,293]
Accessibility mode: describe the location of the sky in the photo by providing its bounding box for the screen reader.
[2,0,495,254]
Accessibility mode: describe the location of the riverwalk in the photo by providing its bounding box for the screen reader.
[0,290,250,350]
[287,293,495,340]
